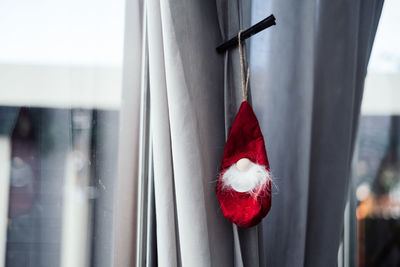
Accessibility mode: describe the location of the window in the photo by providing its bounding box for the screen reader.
[0,0,125,266]
[352,0,400,266]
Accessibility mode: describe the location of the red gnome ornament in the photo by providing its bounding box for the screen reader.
[216,101,271,227]
[216,31,271,228]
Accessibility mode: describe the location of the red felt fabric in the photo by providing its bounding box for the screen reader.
[216,101,271,227]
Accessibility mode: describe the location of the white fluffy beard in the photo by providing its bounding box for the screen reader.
[221,162,270,193]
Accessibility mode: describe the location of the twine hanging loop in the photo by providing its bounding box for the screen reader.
[238,30,250,102]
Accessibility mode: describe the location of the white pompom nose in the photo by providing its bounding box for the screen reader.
[235,158,251,171]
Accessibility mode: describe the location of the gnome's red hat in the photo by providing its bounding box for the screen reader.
[216,101,271,227]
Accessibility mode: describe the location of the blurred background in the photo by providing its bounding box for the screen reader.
[0,0,124,266]
[352,0,400,266]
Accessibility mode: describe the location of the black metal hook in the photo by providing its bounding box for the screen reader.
[216,14,276,54]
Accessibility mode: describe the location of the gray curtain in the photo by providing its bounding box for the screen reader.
[113,0,384,266]
[250,0,383,266]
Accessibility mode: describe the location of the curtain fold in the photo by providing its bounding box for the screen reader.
[112,0,143,266]
[147,0,178,265]
[250,1,316,265]
[114,0,384,265]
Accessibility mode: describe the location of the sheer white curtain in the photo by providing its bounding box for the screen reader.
[113,0,384,266]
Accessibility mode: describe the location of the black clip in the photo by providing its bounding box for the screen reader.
[216,14,276,54]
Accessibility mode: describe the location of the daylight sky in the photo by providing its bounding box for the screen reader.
[0,0,125,67]
[368,0,400,73]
